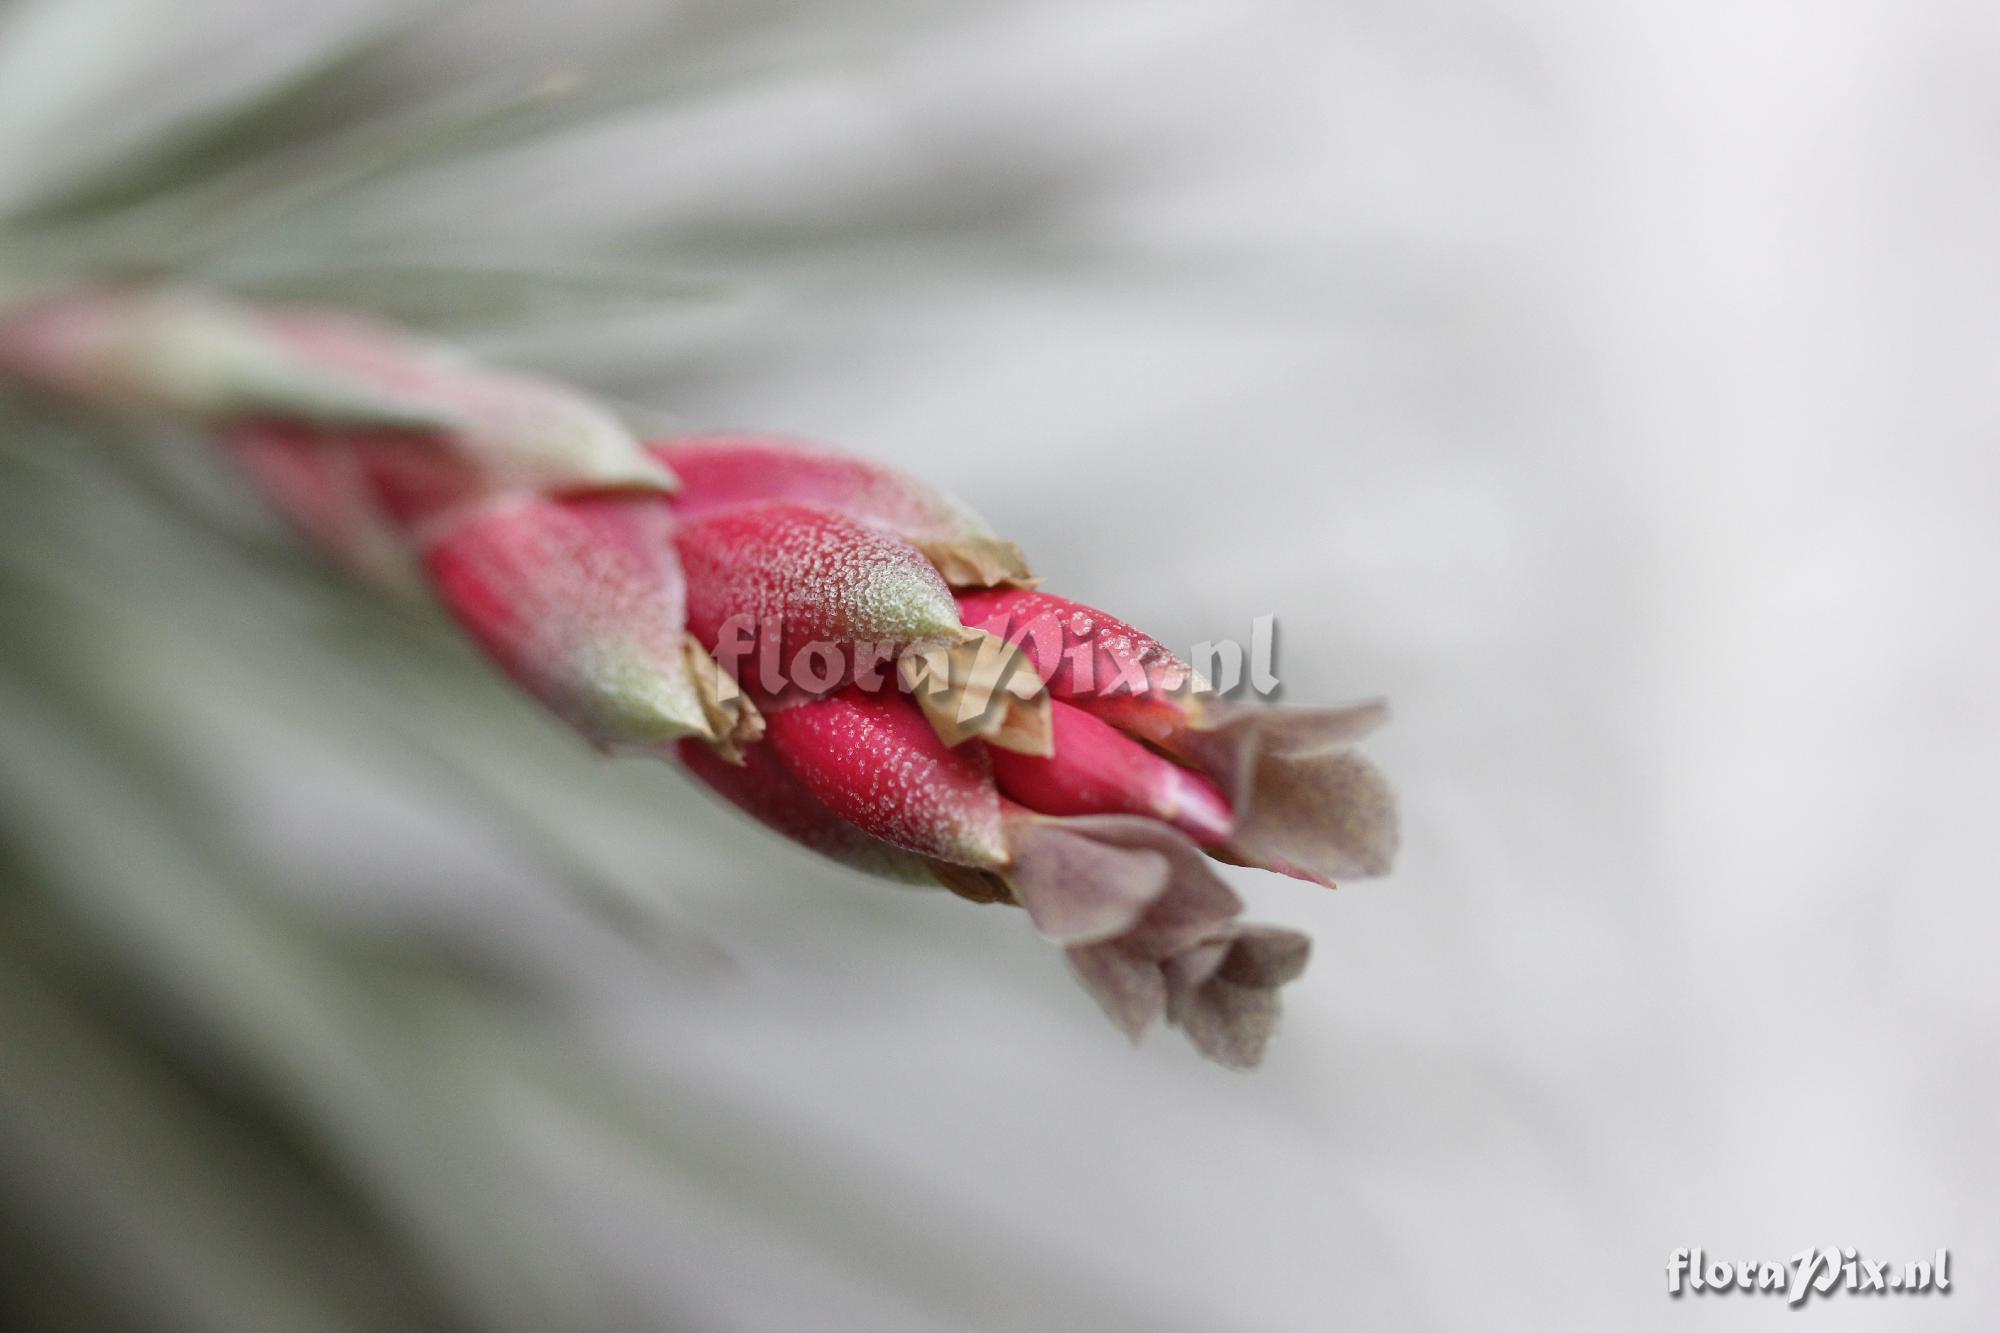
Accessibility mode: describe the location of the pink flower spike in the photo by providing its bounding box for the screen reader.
[675,500,963,700]
[423,492,712,749]
[676,739,936,885]
[955,588,1204,742]
[653,433,1033,587]
[2,282,1407,1073]
[989,700,1233,847]
[762,689,1008,868]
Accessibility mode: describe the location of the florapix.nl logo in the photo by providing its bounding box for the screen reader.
[1667,1247,1951,1306]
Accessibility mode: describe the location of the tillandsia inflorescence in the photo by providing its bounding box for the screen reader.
[0,286,1398,1069]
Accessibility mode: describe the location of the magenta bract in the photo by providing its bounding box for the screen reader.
[653,433,971,531]
[675,500,962,699]
[655,434,1032,587]
[676,738,935,884]
[424,492,708,748]
[762,689,1008,867]
[989,700,1233,846]
[955,588,1203,741]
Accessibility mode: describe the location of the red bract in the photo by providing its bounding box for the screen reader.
[960,586,1398,887]
[989,700,1233,847]
[653,433,1032,587]
[762,689,1009,867]
[425,492,712,750]
[676,738,935,884]
[955,587,1203,742]
[675,500,962,700]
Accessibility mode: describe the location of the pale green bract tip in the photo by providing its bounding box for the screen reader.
[113,291,676,494]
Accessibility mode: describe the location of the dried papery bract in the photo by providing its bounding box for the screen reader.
[897,626,1052,755]
[680,640,764,763]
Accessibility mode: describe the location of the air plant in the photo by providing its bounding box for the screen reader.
[0,285,1397,1068]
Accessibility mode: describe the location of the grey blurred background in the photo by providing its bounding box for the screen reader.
[0,0,1993,1329]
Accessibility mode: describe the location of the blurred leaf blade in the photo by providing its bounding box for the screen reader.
[0,11,431,230]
